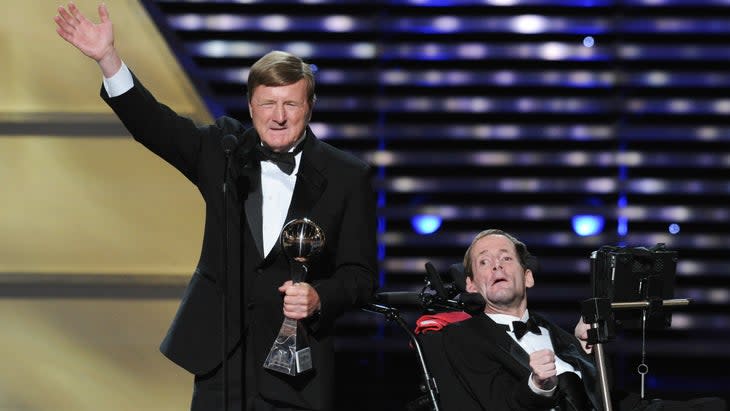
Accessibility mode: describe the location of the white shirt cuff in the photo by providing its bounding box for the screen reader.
[102,62,133,98]
[528,373,556,397]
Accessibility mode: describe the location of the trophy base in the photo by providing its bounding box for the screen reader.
[263,318,313,376]
[295,347,313,373]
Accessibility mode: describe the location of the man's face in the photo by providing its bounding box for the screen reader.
[249,79,311,152]
[465,234,534,314]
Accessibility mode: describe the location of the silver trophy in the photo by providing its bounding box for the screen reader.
[263,218,325,375]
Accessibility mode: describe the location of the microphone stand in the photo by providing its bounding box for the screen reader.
[363,303,441,411]
[221,145,234,411]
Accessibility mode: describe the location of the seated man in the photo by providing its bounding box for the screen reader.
[435,228,726,411]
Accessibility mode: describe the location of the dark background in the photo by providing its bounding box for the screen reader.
[143,0,730,408]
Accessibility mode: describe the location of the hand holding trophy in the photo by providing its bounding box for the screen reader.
[263,218,325,376]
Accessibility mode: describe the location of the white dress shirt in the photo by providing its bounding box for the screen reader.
[260,148,301,256]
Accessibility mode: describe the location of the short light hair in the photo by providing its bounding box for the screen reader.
[247,50,316,107]
[462,229,533,279]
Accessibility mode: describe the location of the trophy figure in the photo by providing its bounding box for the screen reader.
[263,218,325,376]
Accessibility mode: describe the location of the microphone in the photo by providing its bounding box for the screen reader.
[363,293,420,318]
[370,263,487,314]
[221,134,239,155]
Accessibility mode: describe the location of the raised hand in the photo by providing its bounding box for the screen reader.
[574,317,594,354]
[54,2,121,76]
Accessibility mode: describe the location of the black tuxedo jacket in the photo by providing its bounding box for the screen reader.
[438,313,601,411]
[101,73,377,410]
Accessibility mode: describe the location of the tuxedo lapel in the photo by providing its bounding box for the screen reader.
[244,168,264,257]
[474,315,532,377]
[286,133,327,221]
[232,128,265,257]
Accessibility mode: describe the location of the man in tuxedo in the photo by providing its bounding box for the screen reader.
[436,229,726,411]
[55,4,377,411]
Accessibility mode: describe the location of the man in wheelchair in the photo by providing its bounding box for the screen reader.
[413,228,725,411]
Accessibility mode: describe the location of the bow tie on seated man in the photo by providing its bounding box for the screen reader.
[512,317,542,340]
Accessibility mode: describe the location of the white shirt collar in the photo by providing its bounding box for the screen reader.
[487,309,530,331]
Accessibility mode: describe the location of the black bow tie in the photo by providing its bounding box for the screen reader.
[254,143,302,175]
[511,318,542,340]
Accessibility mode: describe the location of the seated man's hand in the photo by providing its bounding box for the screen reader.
[574,317,593,354]
[278,281,321,320]
[529,349,558,390]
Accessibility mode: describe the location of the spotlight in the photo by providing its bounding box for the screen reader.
[572,214,604,236]
[412,214,442,235]
[669,223,680,235]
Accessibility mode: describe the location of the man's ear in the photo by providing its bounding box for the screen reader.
[305,103,314,123]
[525,269,535,289]
[465,276,477,293]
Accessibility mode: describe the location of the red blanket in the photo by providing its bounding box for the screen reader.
[414,311,471,335]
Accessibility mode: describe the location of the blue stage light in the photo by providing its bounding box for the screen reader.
[617,216,628,236]
[412,214,442,235]
[572,214,604,236]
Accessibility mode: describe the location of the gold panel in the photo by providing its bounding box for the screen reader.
[0,298,190,411]
[0,136,204,275]
[0,0,214,275]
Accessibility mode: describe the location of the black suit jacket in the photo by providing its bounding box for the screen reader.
[438,313,601,411]
[101,73,377,410]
